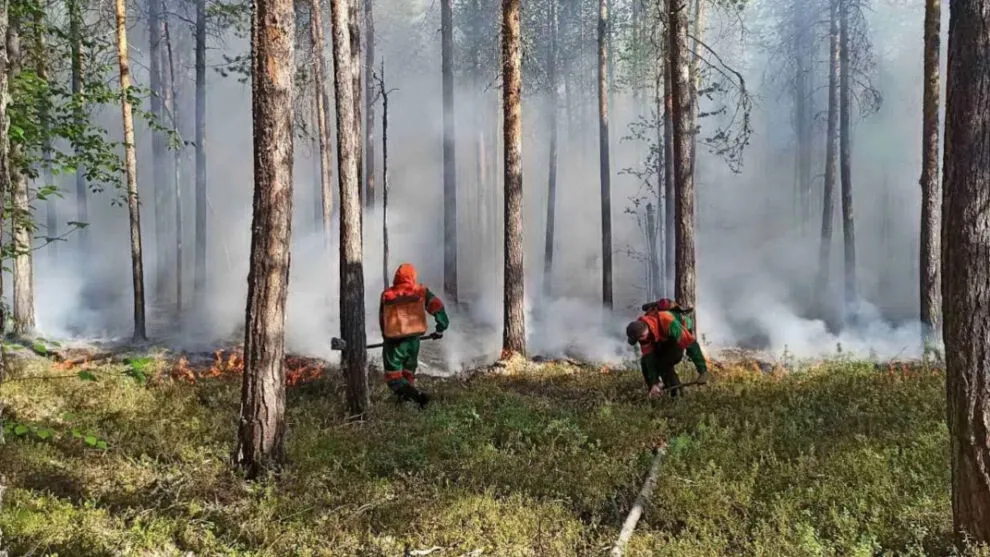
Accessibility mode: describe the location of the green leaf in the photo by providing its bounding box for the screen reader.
[77,370,97,381]
[71,428,82,439]
[35,428,53,440]
[32,342,48,355]
[84,435,97,447]
[14,424,29,436]
[96,440,108,450]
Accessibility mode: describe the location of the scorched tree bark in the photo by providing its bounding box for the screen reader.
[442,0,457,303]
[331,0,369,416]
[941,0,990,543]
[235,0,295,478]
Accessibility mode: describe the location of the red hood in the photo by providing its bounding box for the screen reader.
[392,263,418,288]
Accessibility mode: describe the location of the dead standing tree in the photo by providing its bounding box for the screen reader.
[235,0,296,478]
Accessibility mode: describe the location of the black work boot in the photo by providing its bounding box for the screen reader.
[414,390,431,410]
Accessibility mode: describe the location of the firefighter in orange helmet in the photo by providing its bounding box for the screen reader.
[379,263,449,408]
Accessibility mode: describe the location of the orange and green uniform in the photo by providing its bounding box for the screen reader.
[379,263,449,397]
[636,300,707,396]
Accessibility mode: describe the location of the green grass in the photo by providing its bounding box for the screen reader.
[0,355,978,556]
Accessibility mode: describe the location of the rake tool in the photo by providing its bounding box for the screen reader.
[330,331,444,351]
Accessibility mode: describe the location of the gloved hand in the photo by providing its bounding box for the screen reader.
[435,322,448,334]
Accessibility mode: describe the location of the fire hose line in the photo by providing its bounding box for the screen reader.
[609,443,668,557]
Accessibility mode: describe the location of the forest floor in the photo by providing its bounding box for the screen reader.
[0,343,983,556]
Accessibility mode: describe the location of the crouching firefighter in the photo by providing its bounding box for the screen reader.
[379,263,450,408]
[626,298,709,398]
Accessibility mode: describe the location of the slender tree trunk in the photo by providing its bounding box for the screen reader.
[380,60,389,290]
[646,202,660,299]
[655,73,666,290]
[162,7,183,318]
[838,0,856,315]
[235,0,294,478]
[816,0,839,316]
[669,0,695,310]
[942,0,990,542]
[8,16,34,336]
[689,0,705,190]
[348,0,363,209]
[331,0,368,417]
[309,0,333,246]
[194,0,207,303]
[543,0,558,298]
[920,0,941,347]
[663,45,675,296]
[598,0,613,309]
[0,0,9,351]
[32,7,55,261]
[794,5,814,234]
[501,0,525,358]
[364,0,374,206]
[114,0,147,341]
[148,0,169,304]
[441,0,458,303]
[69,0,87,254]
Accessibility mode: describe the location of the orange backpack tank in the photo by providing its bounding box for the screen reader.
[381,289,429,340]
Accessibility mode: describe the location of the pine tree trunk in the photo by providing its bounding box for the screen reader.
[543,0,557,298]
[598,0,613,309]
[148,0,169,304]
[942,0,990,541]
[235,0,295,479]
[69,0,87,255]
[162,6,183,318]
[0,0,9,352]
[655,73,666,290]
[816,0,839,316]
[348,0,363,209]
[114,0,147,341]
[331,0,369,417]
[501,0,525,358]
[689,0,705,189]
[309,0,333,246]
[794,4,814,234]
[380,62,389,290]
[441,0,458,303]
[33,7,55,261]
[668,0,695,309]
[920,0,941,347]
[646,202,660,299]
[194,0,207,303]
[663,46,675,296]
[838,0,856,314]
[364,0,374,206]
[8,16,33,336]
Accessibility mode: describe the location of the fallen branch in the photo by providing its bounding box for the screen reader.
[610,443,668,557]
